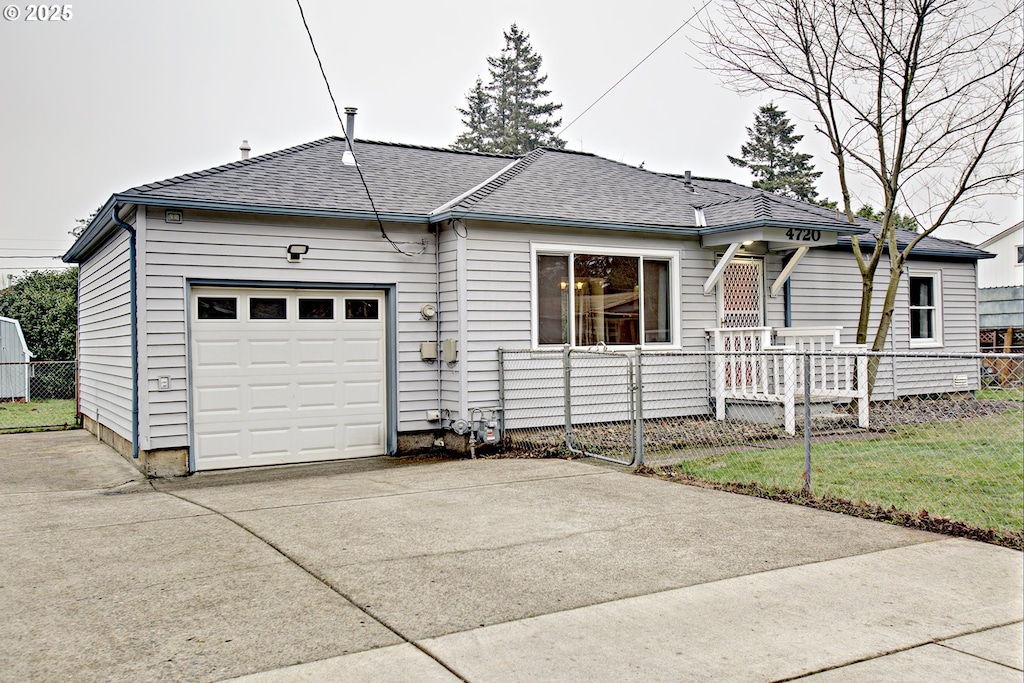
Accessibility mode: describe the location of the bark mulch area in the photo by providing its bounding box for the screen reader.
[635,468,1024,552]
[836,396,1021,426]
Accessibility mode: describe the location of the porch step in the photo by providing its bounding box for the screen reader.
[725,399,845,426]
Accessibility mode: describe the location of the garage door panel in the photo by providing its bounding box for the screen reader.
[344,380,383,409]
[296,339,340,366]
[249,384,292,412]
[342,337,384,365]
[196,430,245,460]
[344,422,385,452]
[195,385,243,417]
[195,340,244,369]
[249,427,291,457]
[249,339,291,367]
[191,287,387,471]
[297,425,338,454]
[296,381,339,410]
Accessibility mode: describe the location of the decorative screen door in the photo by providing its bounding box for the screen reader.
[717,256,766,390]
[718,256,765,328]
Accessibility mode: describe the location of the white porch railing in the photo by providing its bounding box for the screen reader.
[708,326,869,435]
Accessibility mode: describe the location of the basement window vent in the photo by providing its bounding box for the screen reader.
[952,375,969,388]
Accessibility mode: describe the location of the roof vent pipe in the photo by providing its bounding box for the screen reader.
[343,107,357,166]
[240,140,251,161]
[683,170,695,193]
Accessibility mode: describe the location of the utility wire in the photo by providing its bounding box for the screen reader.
[295,0,421,256]
[559,0,713,137]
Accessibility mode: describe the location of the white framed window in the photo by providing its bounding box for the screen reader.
[531,243,680,348]
[908,270,942,347]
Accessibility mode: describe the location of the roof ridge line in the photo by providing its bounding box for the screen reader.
[431,149,548,216]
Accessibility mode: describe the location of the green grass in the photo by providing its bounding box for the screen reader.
[0,399,78,432]
[976,387,1024,402]
[664,408,1024,533]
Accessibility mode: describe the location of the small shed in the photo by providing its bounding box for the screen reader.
[0,316,34,402]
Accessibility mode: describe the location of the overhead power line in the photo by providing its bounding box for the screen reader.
[559,0,713,137]
[295,0,422,257]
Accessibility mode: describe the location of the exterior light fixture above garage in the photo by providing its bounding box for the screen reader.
[286,244,309,263]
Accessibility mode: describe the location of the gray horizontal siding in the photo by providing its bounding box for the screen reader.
[140,208,442,449]
[460,223,715,424]
[78,230,133,441]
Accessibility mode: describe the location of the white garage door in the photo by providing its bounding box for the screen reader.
[190,287,386,471]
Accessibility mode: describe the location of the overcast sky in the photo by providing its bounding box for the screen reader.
[1,0,1021,283]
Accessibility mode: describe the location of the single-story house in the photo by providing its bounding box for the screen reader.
[64,116,993,475]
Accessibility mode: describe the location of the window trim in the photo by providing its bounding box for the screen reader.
[530,242,681,349]
[908,269,943,348]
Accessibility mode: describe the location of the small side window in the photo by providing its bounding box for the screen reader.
[197,297,237,320]
[250,298,287,320]
[345,298,379,320]
[299,298,334,320]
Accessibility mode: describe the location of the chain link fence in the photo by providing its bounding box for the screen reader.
[499,348,1023,544]
[0,361,79,432]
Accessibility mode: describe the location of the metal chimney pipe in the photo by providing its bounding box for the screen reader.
[342,107,358,166]
[344,107,357,146]
[240,140,251,160]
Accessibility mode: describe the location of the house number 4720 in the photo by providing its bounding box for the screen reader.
[786,228,821,241]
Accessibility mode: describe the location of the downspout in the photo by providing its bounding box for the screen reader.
[784,278,792,327]
[110,204,139,460]
[435,222,443,428]
[783,250,793,327]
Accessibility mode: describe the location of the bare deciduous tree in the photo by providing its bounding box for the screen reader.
[699,0,1023,350]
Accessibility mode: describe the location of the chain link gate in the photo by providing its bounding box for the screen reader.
[499,346,640,465]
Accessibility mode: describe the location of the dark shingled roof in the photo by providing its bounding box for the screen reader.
[700,192,854,230]
[839,223,994,260]
[441,148,707,229]
[122,137,515,218]
[65,136,991,262]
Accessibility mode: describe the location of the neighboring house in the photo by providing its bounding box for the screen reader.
[977,222,1023,289]
[0,316,33,402]
[976,222,1023,377]
[63,121,993,476]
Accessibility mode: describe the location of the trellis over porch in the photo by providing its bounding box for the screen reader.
[708,326,870,435]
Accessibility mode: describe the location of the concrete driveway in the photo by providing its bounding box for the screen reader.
[1,430,1021,682]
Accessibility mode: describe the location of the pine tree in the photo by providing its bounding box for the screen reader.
[453,24,565,154]
[728,103,821,202]
[453,78,491,152]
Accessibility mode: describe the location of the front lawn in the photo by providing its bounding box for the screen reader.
[662,408,1024,534]
[0,399,78,432]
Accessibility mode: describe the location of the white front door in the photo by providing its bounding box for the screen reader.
[189,287,386,471]
[718,256,765,328]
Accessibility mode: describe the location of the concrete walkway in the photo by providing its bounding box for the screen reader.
[1,430,1020,682]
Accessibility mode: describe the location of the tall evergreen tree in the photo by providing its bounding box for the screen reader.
[453,24,565,154]
[728,103,821,202]
[453,78,491,152]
